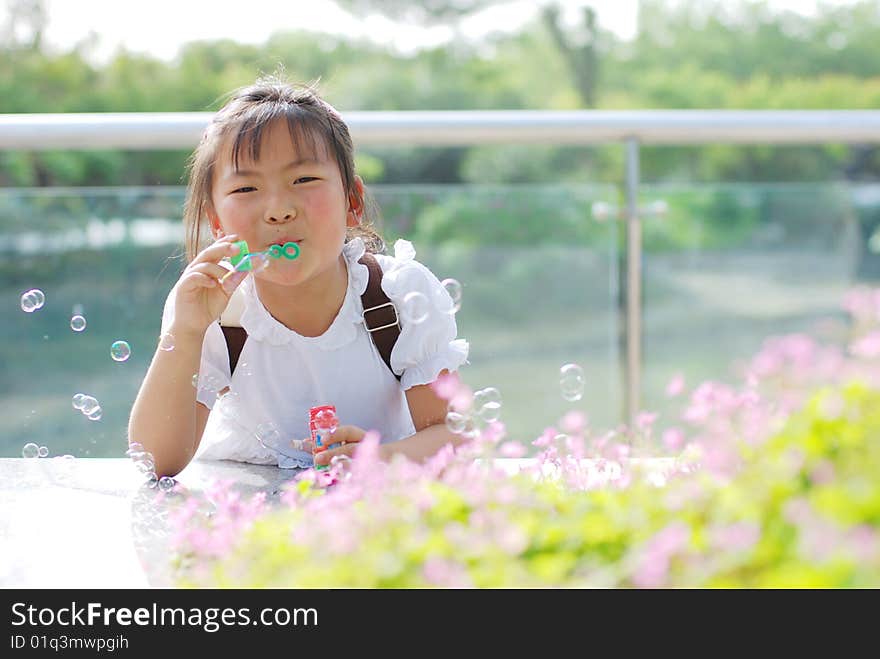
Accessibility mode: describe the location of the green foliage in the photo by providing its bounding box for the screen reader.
[2,0,880,187]
[408,186,601,246]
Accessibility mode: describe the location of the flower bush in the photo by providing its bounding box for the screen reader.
[168,287,880,587]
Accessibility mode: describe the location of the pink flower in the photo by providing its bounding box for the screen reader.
[701,443,739,478]
[662,428,685,451]
[848,525,879,562]
[842,286,878,320]
[481,420,506,444]
[809,459,836,485]
[613,471,632,490]
[430,371,462,400]
[611,443,630,461]
[782,497,812,526]
[499,441,526,458]
[709,522,760,552]
[653,522,690,555]
[423,442,457,477]
[636,411,658,431]
[450,386,474,413]
[666,373,685,397]
[633,522,690,588]
[565,434,586,460]
[850,330,880,359]
[422,558,473,588]
[532,427,557,448]
[632,552,669,588]
[431,372,474,412]
[560,410,587,434]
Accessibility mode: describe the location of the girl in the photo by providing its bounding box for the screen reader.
[129,75,469,477]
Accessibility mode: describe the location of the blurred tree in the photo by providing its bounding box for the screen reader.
[335,0,601,106]
[0,0,878,186]
[2,0,46,51]
[629,0,880,80]
[540,3,598,107]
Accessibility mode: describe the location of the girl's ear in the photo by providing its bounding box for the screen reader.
[207,206,224,238]
[346,176,366,228]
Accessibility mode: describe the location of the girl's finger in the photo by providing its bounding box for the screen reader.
[185,261,233,281]
[330,425,366,444]
[190,235,241,265]
[219,270,247,294]
[315,448,350,467]
[184,272,217,289]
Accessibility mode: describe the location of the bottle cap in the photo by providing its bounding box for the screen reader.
[229,240,251,270]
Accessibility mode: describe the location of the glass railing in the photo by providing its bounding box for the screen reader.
[4,182,879,458]
[639,182,880,424]
[0,183,622,457]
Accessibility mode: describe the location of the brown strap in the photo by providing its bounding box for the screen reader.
[221,252,401,380]
[359,252,402,381]
[221,325,247,375]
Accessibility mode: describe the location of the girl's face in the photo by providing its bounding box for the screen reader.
[209,118,361,289]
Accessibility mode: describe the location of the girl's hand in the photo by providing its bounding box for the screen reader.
[309,425,368,467]
[169,235,247,338]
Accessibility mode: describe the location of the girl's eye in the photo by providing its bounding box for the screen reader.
[232,186,256,194]
[293,177,318,184]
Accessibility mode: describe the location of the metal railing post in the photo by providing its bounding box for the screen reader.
[624,138,642,426]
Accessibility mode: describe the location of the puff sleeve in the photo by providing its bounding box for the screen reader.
[376,240,469,390]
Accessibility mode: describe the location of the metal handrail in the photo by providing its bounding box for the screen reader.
[2,109,879,425]
[2,110,880,149]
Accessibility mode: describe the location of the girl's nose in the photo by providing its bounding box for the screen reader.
[266,207,297,224]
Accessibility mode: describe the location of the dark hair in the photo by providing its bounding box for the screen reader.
[182,74,384,261]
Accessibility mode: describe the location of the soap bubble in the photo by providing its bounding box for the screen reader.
[255,422,282,452]
[246,252,272,274]
[191,374,199,388]
[72,393,86,410]
[435,279,462,314]
[445,411,467,434]
[481,387,502,407]
[217,390,241,419]
[131,450,155,472]
[70,315,87,332]
[135,460,155,475]
[37,445,49,458]
[460,416,479,440]
[21,442,39,458]
[197,374,223,398]
[110,340,131,362]
[560,363,586,402]
[158,476,176,492]
[221,253,272,289]
[476,387,503,422]
[80,396,99,415]
[158,333,175,351]
[87,407,102,421]
[20,289,45,313]
[401,291,430,325]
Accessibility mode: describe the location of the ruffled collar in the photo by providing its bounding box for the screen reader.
[238,238,370,350]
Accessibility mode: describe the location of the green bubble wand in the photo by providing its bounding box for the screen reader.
[219,240,300,284]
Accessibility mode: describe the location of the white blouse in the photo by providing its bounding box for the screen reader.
[160,238,469,468]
